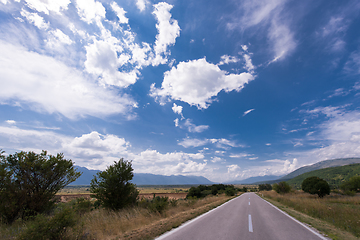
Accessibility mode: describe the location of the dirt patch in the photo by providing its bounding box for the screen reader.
[56,192,187,203]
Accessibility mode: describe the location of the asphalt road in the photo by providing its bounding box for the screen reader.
[156,192,329,240]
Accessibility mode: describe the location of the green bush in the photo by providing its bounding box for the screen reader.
[139,196,169,214]
[225,187,235,196]
[18,207,77,240]
[340,176,360,193]
[302,176,330,198]
[258,184,272,191]
[273,182,291,194]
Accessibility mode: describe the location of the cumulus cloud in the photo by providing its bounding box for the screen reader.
[150,58,255,108]
[218,55,240,65]
[136,0,149,12]
[172,103,183,115]
[20,8,49,29]
[0,40,137,119]
[152,2,180,65]
[24,0,70,15]
[75,0,105,24]
[111,2,128,24]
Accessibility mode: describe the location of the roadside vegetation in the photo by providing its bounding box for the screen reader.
[261,190,360,239]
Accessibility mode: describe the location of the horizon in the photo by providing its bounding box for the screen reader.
[1,0,360,182]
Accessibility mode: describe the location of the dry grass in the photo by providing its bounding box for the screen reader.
[78,195,233,240]
[261,191,360,239]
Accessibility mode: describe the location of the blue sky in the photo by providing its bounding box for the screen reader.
[1,0,360,182]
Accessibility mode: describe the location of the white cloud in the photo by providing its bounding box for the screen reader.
[178,137,243,149]
[0,40,137,119]
[24,0,70,15]
[178,138,209,148]
[183,119,209,133]
[5,120,16,125]
[174,118,179,127]
[152,2,180,65]
[75,0,105,24]
[172,103,183,115]
[228,0,295,63]
[46,29,73,50]
[243,108,255,116]
[150,58,255,109]
[111,2,128,24]
[136,0,149,12]
[84,39,139,88]
[218,55,240,65]
[20,8,49,30]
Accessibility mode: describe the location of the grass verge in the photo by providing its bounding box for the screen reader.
[259,191,360,240]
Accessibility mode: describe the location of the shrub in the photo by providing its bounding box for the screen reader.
[18,207,77,240]
[0,150,81,223]
[259,184,272,191]
[302,176,330,198]
[340,176,360,193]
[225,187,235,196]
[273,182,291,194]
[186,187,202,199]
[90,158,139,211]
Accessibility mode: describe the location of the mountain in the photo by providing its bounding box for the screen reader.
[70,166,213,185]
[228,175,283,185]
[132,173,213,185]
[286,163,360,189]
[280,158,360,181]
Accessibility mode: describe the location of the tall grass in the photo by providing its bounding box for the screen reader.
[262,191,360,238]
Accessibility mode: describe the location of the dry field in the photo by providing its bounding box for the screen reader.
[56,192,188,203]
[74,194,234,239]
[261,190,360,239]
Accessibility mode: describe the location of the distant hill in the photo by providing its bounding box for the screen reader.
[70,166,213,185]
[280,158,360,181]
[132,173,213,185]
[287,163,360,189]
[229,175,283,185]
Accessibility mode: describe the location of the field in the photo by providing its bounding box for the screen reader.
[261,190,360,239]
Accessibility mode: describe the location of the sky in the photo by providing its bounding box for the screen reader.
[1,0,360,183]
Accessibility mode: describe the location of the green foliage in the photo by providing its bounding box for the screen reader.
[90,158,139,210]
[241,187,247,192]
[17,207,77,240]
[340,176,360,193]
[287,164,360,189]
[258,184,272,191]
[0,150,81,223]
[273,181,291,194]
[138,196,170,214]
[186,184,236,199]
[302,176,330,198]
[225,186,235,196]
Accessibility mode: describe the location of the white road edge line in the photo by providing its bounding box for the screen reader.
[155,194,245,240]
[248,202,250,205]
[257,194,330,240]
[248,214,253,232]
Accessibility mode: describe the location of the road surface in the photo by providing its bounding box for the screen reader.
[156,192,328,240]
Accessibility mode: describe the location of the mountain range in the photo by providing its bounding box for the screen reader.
[71,158,360,185]
[71,166,213,186]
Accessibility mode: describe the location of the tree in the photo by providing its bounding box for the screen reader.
[273,181,291,194]
[90,158,139,210]
[0,150,81,223]
[259,184,272,191]
[301,176,330,198]
[340,176,360,193]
